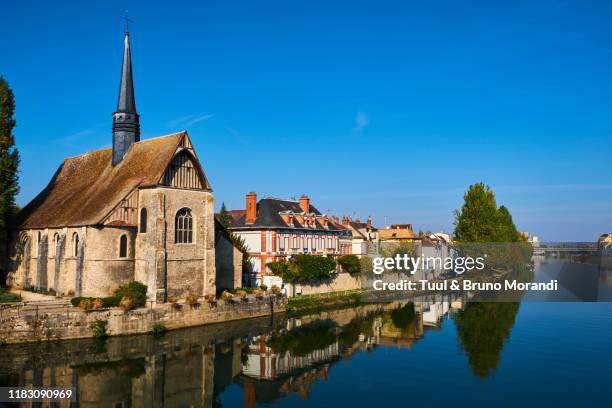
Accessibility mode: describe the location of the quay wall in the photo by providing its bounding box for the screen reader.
[285,272,362,297]
[0,297,286,344]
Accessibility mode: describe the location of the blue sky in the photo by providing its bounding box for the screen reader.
[2,0,611,241]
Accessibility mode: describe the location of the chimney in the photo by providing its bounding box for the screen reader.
[367,216,372,230]
[246,192,257,224]
[342,216,348,226]
[299,195,310,213]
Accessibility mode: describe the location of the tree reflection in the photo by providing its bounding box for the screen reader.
[453,302,520,378]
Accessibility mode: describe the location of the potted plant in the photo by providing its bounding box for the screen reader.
[168,295,180,310]
[253,288,264,300]
[185,293,199,307]
[92,298,104,310]
[119,296,135,311]
[236,289,248,302]
[220,290,234,303]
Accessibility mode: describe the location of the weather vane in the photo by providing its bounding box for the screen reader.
[121,10,134,33]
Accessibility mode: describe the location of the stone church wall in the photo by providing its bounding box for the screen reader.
[137,187,216,301]
[81,226,136,297]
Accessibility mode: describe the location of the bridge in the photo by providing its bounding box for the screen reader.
[534,246,599,255]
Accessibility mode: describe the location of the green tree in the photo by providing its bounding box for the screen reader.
[267,254,336,283]
[337,254,360,276]
[218,202,232,229]
[0,77,20,284]
[496,205,519,242]
[454,182,499,242]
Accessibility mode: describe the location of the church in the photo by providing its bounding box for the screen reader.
[5,30,216,303]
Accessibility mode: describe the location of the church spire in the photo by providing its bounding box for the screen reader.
[112,28,140,166]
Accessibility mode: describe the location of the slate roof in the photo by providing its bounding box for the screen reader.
[18,131,197,229]
[229,198,344,232]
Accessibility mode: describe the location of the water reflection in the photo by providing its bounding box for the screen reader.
[4,254,612,406]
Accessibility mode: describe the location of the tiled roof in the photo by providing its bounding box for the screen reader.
[18,131,193,229]
[229,198,344,232]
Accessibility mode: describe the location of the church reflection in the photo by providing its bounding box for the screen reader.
[2,294,510,408]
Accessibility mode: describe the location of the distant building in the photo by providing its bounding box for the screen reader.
[340,216,378,257]
[377,224,418,242]
[227,193,345,286]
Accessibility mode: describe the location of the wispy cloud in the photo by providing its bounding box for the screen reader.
[353,111,369,132]
[54,130,95,147]
[167,113,214,129]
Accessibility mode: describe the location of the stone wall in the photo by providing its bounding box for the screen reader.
[285,272,362,297]
[0,296,286,344]
[215,232,242,292]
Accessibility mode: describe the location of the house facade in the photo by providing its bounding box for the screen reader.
[5,31,216,302]
[228,193,347,286]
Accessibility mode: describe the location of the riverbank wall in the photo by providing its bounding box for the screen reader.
[0,296,286,344]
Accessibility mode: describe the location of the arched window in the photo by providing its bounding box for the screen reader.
[72,233,79,257]
[119,235,128,258]
[175,208,193,243]
[139,208,147,233]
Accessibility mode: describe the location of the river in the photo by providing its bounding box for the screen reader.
[1,255,611,407]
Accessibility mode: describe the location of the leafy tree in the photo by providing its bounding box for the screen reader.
[454,182,499,242]
[267,254,336,283]
[496,205,519,242]
[337,254,360,276]
[0,77,19,285]
[218,202,232,229]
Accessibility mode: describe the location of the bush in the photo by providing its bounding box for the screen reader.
[337,255,361,275]
[90,319,109,339]
[79,298,93,311]
[151,323,167,336]
[270,285,280,295]
[220,290,233,301]
[253,288,264,298]
[267,254,336,283]
[114,282,147,308]
[259,284,268,292]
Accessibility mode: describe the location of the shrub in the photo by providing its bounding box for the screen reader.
[90,319,109,339]
[72,296,118,309]
[259,284,268,292]
[220,290,233,301]
[102,297,119,308]
[114,282,147,308]
[270,285,280,295]
[236,290,248,301]
[151,323,167,336]
[119,296,135,311]
[79,298,93,311]
[268,254,336,283]
[337,255,361,275]
[71,297,83,307]
[253,288,264,298]
[92,298,104,310]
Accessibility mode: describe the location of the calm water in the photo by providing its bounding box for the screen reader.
[2,257,612,407]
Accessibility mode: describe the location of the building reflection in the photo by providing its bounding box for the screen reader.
[0,297,465,408]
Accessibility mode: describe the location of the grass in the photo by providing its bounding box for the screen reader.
[287,290,363,316]
[0,288,21,303]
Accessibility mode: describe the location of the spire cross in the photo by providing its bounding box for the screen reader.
[121,10,134,33]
